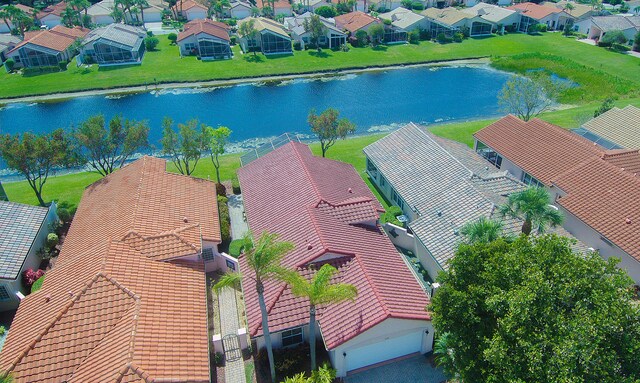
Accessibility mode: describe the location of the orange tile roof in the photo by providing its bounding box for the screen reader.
[257,0,291,9]
[334,11,380,33]
[15,4,35,13]
[172,0,208,12]
[507,2,562,20]
[9,25,89,53]
[178,18,231,42]
[0,157,220,383]
[37,1,68,18]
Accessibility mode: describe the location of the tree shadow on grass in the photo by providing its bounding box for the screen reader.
[470,34,497,40]
[308,50,332,58]
[372,45,388,51]
[98,63,140,72]
[243,54,265,63]
[264,52,294,59]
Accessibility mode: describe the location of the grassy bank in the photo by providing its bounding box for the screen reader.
[1,33,638,99]
[6,97,639,208]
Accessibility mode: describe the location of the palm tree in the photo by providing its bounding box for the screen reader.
[213,231,294,383]
[284,264,357,370]
[634,5,640,14]
[499,187,563,236]
[0,6,13,33]
[239,18,259,55]
[434,332,458,380]
[133,0,149,24]
[563,2,574,13]
[460,217,503,244]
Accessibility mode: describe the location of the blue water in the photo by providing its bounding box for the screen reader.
[0,65,511,147]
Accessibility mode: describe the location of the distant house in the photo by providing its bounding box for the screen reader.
[0,4,34,33]
[238,17,292,55]
[574,105,640,149]
[0,201,58,312]
[379,7,429,32]
[6,25,89,68]
[368,0,405,11]
[239,140,433,378]
[461,3,521,33]
[421,7,494,36]
[334,11,382,34]
[177,19,232,59]
[257,0,292,16]
[284,12,347,49]
[460,0,511,7]
[575,15,640,43]
[36,1,67,29]
[474,115,640,284]
[87,0,165,25]
[173,0,209,21]
[79,24,146,66]
[507,2,574,31]
[542,1,595,22]
[226,0,253,19]
[0,34,21,62]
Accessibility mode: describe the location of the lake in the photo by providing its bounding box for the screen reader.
[0,65,512,154]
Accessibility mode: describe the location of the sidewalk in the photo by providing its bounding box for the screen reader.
[219,285,246,383]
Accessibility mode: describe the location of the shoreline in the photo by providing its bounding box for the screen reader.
[0,57,490,104]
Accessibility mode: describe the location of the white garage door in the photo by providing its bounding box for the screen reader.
[346,331,423,372]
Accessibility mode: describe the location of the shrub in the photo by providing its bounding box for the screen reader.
[46,233,59,250]
[411,1,424,10]
[144,36,160,50]
[634,30,640,52]
[22,268,45,289]
[355,29,369,46]
[601,29,627,45]
[418,28,431,40]
[315,5,337,17]
[0,326,5,336]
[408,29,420,44]
[505,24,516,33]
[167,32,177,44]
[147,30,154,37]
[453,32,463,42]
[31,275,45,293]
[293,40,302,50]
[380,205,403,226]
[217,195,231,244]
[82,54,94,64]
[537,23,547,32]
[436,32,452,43]
[611,43,630,51]
[58,61,68,71]
[336,2,351,13]
[459,25,470,38]
[216,182,227,197]
[597,40,612,48]
[231,176,241,194]
[57,207,71,224]
[225,18,237,26]
[382,18,392,25]
[229,239,244,258]
[230,35,237,45]
[4,58,15,72]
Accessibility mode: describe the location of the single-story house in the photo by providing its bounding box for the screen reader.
[6,25,89,68]
[173,0,209,21]
[238,17,292,55]
[368,0,405,11]
[461,3,520,33]
[379,7,429,32]
[474,115,640,284]
[226,0,253,19]
[0,156,224,382]
[334,11,382,34]
[36,1,67,29]
[0,4,34,33]
[574,14,640,42]
[0,34,21,62]
[238,140,433,378]
[542,1,595,22]
[461,0,511,7]
[421,7,494,36]
[79,23,146,66]
[87,0,164,25]
[0,201,58,312]
[574,105,640,149]
[284,12,347,49]
[177,19,232,59]
[507,2,574,31]
[257,0,292,16]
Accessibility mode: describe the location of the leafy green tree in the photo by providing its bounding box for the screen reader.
[431,235,640,383]
[167,32,177,44]
[144,36,159,50]
[307,108,356,157]
[73,114,150,176]
[282,365,336,383]
[368,23,384,45]
[562,18,574,36]
[68,0,90,26]
[314,5,336,17]
[0,130,78,206]
[160,117,209,175]
[354,29,368,46]
[601,29,628,45]
[460,217,503,244]
[634,30,640,52]
[499,187,562,235]
[206,126,232,184]
[284,264,357,370]
[214,232,295,383]
[0,5,17,33]
[497,75,565,121]
[303,14,327,51]
[593,97,615,117]
[239,18,259,55]
[4,58,15,72]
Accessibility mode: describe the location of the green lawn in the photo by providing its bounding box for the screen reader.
[1,33,638,99]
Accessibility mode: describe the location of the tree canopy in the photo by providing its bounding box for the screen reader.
[206,126,232,184]
[160,117,209,175]
[303,14,328,51]
[431,235,640,383]
[307,108,356,157]
[499,186,563,235]
[497,75,565,121]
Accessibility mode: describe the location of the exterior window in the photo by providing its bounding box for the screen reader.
[0,286,10,301]
[522,173,542,188]
[366,158,378,179]
[282,327,303,347]
[380,175,387,188]
[476,142,502,169]
[391,188,404,210]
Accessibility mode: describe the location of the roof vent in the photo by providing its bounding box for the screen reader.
[307,243,313,250]
[68,291,74,298]
[626,218,632,225]
[44,294,51,303]
[348,188,353,193]
[183,216,189,223]
[437,210,442,217]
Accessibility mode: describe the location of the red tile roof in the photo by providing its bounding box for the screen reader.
[507,2,562,20]
[238,142,431,349]
[9,25,89,53]
[474,115,602,185]
[15,4,35,13]
[0,157,220,382]
[178,18,231,42]
[334,11,380,33]
[37,1,68,18]
[257,0,291,9]
[172,0,208,12]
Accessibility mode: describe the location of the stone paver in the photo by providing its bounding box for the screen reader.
[228,194,249,240]
[345,355,447,383]
[219,286,246,383]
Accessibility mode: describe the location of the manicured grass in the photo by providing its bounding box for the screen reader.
[1,33,638,99]
[31,275,45,293]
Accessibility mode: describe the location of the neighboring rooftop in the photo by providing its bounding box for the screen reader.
[0,157,220,382]
[461,3,518,23]
[379,7,426,30]
[507,2,562,20]
[334,11,379,32]
[581,105,640,149]
[0,201,50,280]
[83,23,146,49]
[542,1,593,18]
[173,0,208,11]
[284,12,344,36]
[0,34,20,52]
[238,142,430,349]
[589,14,640,31]
[257,0,291,9]
[9,25,89,53]
[239,16,290,37]
[36,1,67,18]
[178,18,231,41]
[421,7,470,27]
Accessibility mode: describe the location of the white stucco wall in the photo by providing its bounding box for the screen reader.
[92,14,116,25]
[40,15,62,29]
[230,6,251,19]
[186,9,208,20]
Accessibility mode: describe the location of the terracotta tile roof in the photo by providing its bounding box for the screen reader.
[238,142,430,350]
[334,11,379,33]
[9,25,89,53]
[172,0,208,12]
[14,4,35,13]
[178,18,231,42]
[37,1,68,18]
[257,0,291,9]
[473,115,602,186]
[0,157,219,383]
[600,149,640,174]
[507,2,563,20]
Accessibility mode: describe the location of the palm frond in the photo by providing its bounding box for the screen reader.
[212,272,242,294]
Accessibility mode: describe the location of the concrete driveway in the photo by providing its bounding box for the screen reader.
[344,354,447,383]
[144,22,178,35]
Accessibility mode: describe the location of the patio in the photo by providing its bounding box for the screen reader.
[344,354,447,383]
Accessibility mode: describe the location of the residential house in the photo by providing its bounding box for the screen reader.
[0,201,57,312]
[575,15,640,42]
[0,156,224,382]
[284,12,347,49]
[226,0,253,19]
[6,25,89,68]
[421,7,494,36]
[87,0,165,25]
[0,34,21,62]
[79,23,146,66]
[507,2,574,31]
[334,11,381,34]
[461,0,511,7]
[474,115,640,284]
[177,19,232,59]
[238,140,433,377]
[173,0,209,21]
[461,3,520,33]
[296,0,366,12]
[257,0,293,16]
[379,7,429,32]
[542,1,595,22]
[36,1,67,29]
[368,0,405,11]
[574,105,640,149]
[238,17,292,54]
[0,4,34,33]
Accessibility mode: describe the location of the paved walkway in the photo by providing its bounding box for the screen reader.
[219,286,246,383]
[345,355,446,383]
[228,194,249,240]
